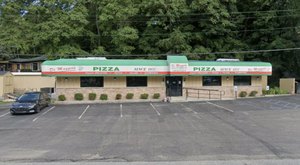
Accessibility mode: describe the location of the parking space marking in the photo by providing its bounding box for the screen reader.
[120,104,123,118]
[0,112,10,118]
[206,101,234,113]
[78,105,90,119]
[32,106,56,122]
[180,104,198,114]
[150,103,161,116]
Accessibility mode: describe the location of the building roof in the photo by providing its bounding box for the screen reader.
[41,55,272,77]
[9,56,47,63]
[43,59,167,66]
[0,71,11,76]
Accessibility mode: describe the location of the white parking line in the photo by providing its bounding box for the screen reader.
[32,106,56,122]
[120,104,123,118]
[180,104,198,114]
[0,112,10,118]
[150,103,161,116]
[78,105,90,119]
[206,102,234,113]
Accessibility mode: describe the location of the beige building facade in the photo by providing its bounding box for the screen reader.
[42,56,272,101]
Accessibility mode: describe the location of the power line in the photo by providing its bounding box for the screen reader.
[6,47,300,58]
[0,9,299,18]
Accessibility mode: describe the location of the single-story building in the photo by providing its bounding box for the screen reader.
[0,72,14,99]
[9,56,47,72]
[41,56,272,101]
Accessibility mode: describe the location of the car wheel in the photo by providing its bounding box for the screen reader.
[10,111,15,115]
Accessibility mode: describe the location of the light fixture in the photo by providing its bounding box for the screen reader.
[162,78,165,82]
[64,77,69,81]
[113,77,117,80]
[226,76,229,81]
[183,77,186,82]
[256,76,260,80]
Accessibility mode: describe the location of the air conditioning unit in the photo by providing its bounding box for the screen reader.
[216,58,240,62]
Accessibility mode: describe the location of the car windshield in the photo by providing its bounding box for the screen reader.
[17,93,39,102]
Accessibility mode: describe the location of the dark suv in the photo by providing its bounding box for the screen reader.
[10,92,50,115]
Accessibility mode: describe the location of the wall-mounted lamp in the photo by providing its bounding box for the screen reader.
[64,77,69,81]
[183,77,186,82]
[162,78,165,82]
[113,77,117,80]
[256,76,260,80]
[226,76,229,81]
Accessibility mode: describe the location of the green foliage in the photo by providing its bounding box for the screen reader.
[100,94,108,100]
[0,0,299,82]
[74,93,84,101]
[116,94,122,100]
[140,93,149,99]
[249,91,258,97]
[58,95,66,101]
[88,93,96,100]
[153,93,160,99]
[239,91,247,97]
[263,87,290,95]
[126,93,134,99]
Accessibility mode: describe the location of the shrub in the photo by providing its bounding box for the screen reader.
[140,93,149,99]
[74,93,84,101]
[268,88,276,95]
[88,93,96,100]
[249,91,258,97]
[126,93,134,99]
[116,94,122,100]
[100,94,108,100]
[58,95,66,101]
[153,93,160,99]
[239,91,247,97]
[262,89,268,95]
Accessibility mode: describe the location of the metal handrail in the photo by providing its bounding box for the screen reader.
[184,88,225,100]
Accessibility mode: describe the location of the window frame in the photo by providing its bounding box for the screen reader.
[126,77,148,87]
[202,76,222,86]
[234,76,252,86]
[32,62,39,71]
[80,77,104,87]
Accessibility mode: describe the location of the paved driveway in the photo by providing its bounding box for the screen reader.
[0,96,300,163]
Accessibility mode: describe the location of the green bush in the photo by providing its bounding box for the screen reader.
[126,93,134,99]
[88,93,96,100]
[58,95,66,101]
[140,93,149,99]
[249,91,258,97]
[74,93,84,101]
[116,94,122,100]
[239,91,247,97]
[100,94,108,100]
[262,89,268,95]
[153,93,160,99]
[268,88,276,95]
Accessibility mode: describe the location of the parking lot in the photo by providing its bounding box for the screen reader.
[0,95,300,163]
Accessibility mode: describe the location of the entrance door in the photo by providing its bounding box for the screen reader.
[166,76,183,96]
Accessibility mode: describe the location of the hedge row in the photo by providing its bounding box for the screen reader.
[58,93,160,101]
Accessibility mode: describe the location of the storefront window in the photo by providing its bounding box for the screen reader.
[126,77,147,87]
[32,63,39,71]
[234,76,251,86]
[203,76,222,86]
[80,77,103,87]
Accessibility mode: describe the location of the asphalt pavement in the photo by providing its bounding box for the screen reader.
[0,95,300,164]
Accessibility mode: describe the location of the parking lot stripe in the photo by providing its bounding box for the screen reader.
[180,104,198,114]
[120,104,123,118]
[0,112,9,118]
[78,105,90,119]
[150,103,161,116]
[207,101,234,113]
[32,106,56,122]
